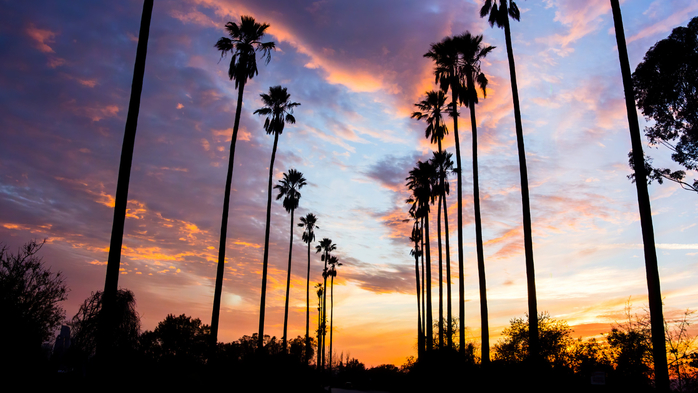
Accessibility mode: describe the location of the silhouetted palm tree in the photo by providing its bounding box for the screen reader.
[610,1,668,389]
[327,255,341,376]
[315,238,336,368]
[425,36,468,353]
[254,86,300,351]
[298,213,319,364]
[410,214,424,358]
[429,150,454,349]
[459,31,494,364]
[100,0,153,359]
[412,90,450,348]
[407,160,436,350]
[314,282,324,369]
[480,0,539,360]
[275,169,307,351]
[211,15,275,345]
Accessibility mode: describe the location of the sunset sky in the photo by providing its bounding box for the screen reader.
[1,0,697,367]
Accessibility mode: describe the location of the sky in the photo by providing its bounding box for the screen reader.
[1,0,697,367]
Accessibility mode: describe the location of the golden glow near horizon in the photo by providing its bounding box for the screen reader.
[1,0,697,367]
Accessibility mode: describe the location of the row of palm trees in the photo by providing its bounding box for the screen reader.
[405,4,668,391]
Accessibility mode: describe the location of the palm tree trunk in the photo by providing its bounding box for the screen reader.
[305,240,311,364]
[437,193,444,349]
[321,250,329,369]
[503,13,539,361]
[282,208,296,352]
[100,0,153,359]
[424,210,433,351]
[450,75,466,355]
[610,2,668,390]
[420,217,426,351]
[443,189,453,349]
[413,225,423,358]
[467,75,489,364]
[258,132,280,351]
[329,273,335,376]
[317,288,323,369]
[211,77,246,348]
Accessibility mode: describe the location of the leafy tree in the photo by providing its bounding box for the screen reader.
[298,212,318,364]
[606,310,653,386]
[70,289,140,363]
[254,85,300,351]
[289,335,316,365]
[211,15,276,345]
[140,314,210,368]
[609,1,669,389]
[275,168,307,351]
[493,313,573,367]
[480,0,540,361]
[632,16,698,193]
[0,240,67,368]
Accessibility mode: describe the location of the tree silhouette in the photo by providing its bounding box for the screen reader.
[412,90,450,349]
[211,15,276,345]
[275,168,307,351]
[609,1,668,390]
[327,255,342,376]
[1,240,67,371]
[631,16,698,194]
[298,213,319,364]
[407,160,436,351]
[480,0,539,362]
[315,282,324,369]
[100,0,152,359]
[459,31,494,364]
[254,85,300,351]
[316,238,336,368]
[424,36,467,354]
[409,219,424,358]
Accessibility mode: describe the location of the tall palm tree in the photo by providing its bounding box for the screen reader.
[480,0,539,360]
[327,255,341,376]
[412,90,450,348]
[425,36,468,353]
[610,1,668,390]
[100,0,153,359]
[211,15,275,345]
[410,219,424,358]
[459,31,494,364]
[299,213,319,364]
[254,86,300,351]
[407,160,436,350]
[316,238,336,368]
[429,150,454,349]
[275,169,307,351]
[314,282,324,369]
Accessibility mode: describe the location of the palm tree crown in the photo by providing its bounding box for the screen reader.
[299,213,319,245]
[254,86,300,136]
[412,90,450,145]
[480,0,520,29]
[215,15,276,89]
[275,169,307,212]
[458,32,494,106]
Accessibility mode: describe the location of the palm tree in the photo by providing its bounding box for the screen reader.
[480,0,539,360]
[275,169,307,351]
[412,90,449,348]
[610,1,668,390]
[211,15,275,345]
[316,238,336,368]
[314,282,324,369]
[429,150,454,349]
[100,0,153,359]
[254,86,301,351]
[298,213,319,364]
[425,36,468,353]
[459,31,494,364]
[410,214,424,358]
[327,255,342,376]
[407,160,436,350]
